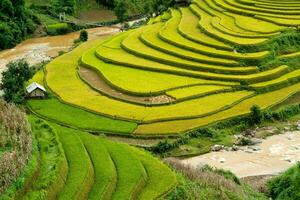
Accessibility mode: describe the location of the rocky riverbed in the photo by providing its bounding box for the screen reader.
[182,127,300,178]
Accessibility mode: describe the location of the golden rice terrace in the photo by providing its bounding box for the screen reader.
[29,0,300,135]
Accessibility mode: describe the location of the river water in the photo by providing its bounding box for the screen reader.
[182,131,300,178]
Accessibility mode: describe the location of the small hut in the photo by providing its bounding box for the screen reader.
[26,82,46,98]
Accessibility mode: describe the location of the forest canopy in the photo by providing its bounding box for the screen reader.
[0,0,36,49]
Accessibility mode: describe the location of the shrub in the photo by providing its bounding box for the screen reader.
[267,163,300,200]
[188,128,214,138]
[79,30,88,42]
[199,165,241,185]
[250,105,263,125]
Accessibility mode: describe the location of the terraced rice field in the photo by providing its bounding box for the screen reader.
[42,122,176,200]
[29,0,300,135]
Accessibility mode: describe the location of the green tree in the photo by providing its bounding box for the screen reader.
[79,30,88,42]
[114,0,129,22]
[0,0,14,17]
[0,60,34,104]
[250,105,262,125]
[0,0,35,49]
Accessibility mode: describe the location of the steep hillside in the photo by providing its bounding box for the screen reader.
[28,0,300,136]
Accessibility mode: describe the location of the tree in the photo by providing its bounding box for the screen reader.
[79,30,88,42]
[152,0,175,15]
[250,105,262,125]
[114,0,129,23]
[0,0,14,17]
[0,0,35,50]
[0,60,34,104]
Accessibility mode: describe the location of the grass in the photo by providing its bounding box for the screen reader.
[129,147,177,199]
[135,82,300,134]
[38,0,300,134]
[17,115,177,199]
[222,0,300,15]
[199,0,282,34]
[178,7,231,49]
[27,95,137,134]
[49,50,254,122]
[190,2,272,42]
[82,43,238,94]
[251,69,300,88]
[224,12,282,34]
[159,9,269,60]
[46,23,70,35]
[267,163,300,200]
[79,133,117,200]
[53,124,94,200]
[140,22,239,65]
[214,0,300,26]
[97,41,287,83]
[164,160,267,200]
[166,85,232,100]
[28,70,45,86]
[121,25,251,73]
[102,139,147,200]
[47,38,258,123]
[195,0,269,36]
[22,117,68,200]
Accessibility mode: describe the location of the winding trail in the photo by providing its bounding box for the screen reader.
[182,131,300,178]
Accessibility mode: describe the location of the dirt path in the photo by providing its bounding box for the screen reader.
[182,131,300,178]
[0,27,120,80]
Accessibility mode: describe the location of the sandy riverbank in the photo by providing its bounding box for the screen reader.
[182,131,300,178]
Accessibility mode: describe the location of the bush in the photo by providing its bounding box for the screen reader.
[250,105,263,125]
[199,165,241,185]
[188,128,214,138]
[79,30,88,42]
[268,163,300,200]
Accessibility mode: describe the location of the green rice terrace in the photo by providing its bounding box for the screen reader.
[28,0,300,136]
[3,0,300,199]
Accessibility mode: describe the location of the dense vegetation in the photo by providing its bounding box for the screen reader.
[0,0,36,49]
[268,163,300,200]
[3,0,300,199]
[0,100,32,195]
[164,159,267,200]
[1,60,34,104]
[97,0,175,16]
